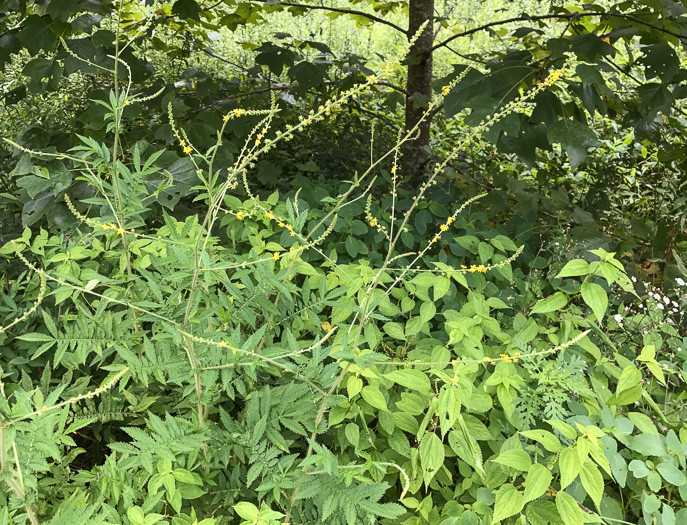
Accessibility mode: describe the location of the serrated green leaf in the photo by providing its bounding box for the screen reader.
[524,463,553,504]
[383,322,405,340]
[419,432,444,487]
[531,292,568,314]
[559,447,582,489]
[556,491,585,525]
[556,259,590,278]
[384,369,431,393]
[521,429,561,453]
[493,449,532,471]
[361,386,387,411]
[492,484,524,522]
[581,282,607,321]
[434,276,450,300]
[580,461,604,509]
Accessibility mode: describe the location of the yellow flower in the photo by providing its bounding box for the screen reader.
[180,140,186,147]
[290,231,295,237]
[232,348,236,355]
[218,341,228,348]
[273,252,280,261]
[236,211,244,220]
[124,99,131,106]
[101,224,110,230]
[223,114,230,122]
[442,85,451,96]
[116,226,125,235]
[183,146,192,154]
[469,265,477,273]
[477,264,487,273]
[483,357,491,362]
[447,216,455,225]
[440,224,449,232]
[265,210,275,220]
[278,221,285,228]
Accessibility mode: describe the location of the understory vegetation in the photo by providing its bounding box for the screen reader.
[1,1,687,524]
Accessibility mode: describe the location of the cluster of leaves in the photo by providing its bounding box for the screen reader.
[2,66,687,525]
[2,1,687,525]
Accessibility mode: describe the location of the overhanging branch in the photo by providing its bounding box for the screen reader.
[432,11,687,52]
[267,2,408,35]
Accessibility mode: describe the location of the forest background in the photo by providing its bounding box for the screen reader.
[1,0,687,524]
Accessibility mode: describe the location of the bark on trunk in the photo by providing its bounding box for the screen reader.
[403,0,434,186]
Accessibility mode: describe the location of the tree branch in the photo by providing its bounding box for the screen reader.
[268,2,407,35]
[432,11,687,52]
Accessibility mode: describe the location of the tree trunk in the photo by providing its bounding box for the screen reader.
[403,0,434,186]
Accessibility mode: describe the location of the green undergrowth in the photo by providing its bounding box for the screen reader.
[1,49,687,525]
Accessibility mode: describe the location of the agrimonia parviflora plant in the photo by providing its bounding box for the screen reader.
[5,16,682,525]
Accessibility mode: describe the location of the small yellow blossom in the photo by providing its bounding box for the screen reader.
[218,341,228,348]
[232,348,237,355]
[265,210,275,220]
[483,357,491,362]
[290,231,295,237]
[442,85,451,96]
[477,264,487,273]
[278,221,285,228]
[273,252,280,261]
[183,146,192,154]
[447,217,455,225]
[223,114,230,122]
[101,224,110,230]
[116,227,125,235]
[469,265,477,273]
[440,224,449,232]
[124,100,131,106]
[180,140,186,147]
[236,211,244,220]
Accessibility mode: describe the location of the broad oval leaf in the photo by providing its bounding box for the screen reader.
[492,483,524,522]
[556,259,590,278]
[361,386,387,411]
[580,461,604,509]
[555,491,586,525]
[581,281,608,321]
[419,432,444,487]
[524,463,553,504]
[531,292,568,314]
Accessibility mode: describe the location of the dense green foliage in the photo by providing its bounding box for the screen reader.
[2,1,687,525]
